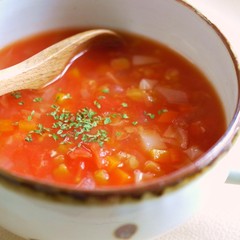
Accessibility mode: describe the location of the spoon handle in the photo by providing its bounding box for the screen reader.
[0,29,118,96]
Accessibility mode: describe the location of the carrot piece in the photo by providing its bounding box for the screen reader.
[111,169,132,184]
[18,120,37,131]
[106,156,122,172]
[0,119,14,132]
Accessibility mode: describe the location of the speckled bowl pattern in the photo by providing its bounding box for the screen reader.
[0,0,239,240]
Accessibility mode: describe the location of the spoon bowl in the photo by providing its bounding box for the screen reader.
[0,29,120,96]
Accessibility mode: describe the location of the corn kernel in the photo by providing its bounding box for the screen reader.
[94,169,109,185]
[53,163,70,180]
[18,120,37,132]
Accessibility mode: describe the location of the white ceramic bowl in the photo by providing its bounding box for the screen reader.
[0,0,239,240]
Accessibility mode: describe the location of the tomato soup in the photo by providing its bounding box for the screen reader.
[0,29,226,189]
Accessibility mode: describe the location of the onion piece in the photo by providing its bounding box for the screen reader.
[134,169,143,183]
[139,78,158,90]
[139,128,167,150]
[117,151,139,169]
[163,125,188,149]
[185,146,203,160]
[78,176,96,190]
[132,55,159,66]
[156,86,188,104]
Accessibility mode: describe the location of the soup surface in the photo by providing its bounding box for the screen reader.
[0,29,226,189]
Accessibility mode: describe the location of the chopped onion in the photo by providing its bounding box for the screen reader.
[134,169,143,183]
[185,146,203,160]
[163,126,188,149]
[132,55,159,66]
[117,151,139,169]
[78,176,95,190]
[156,86,188,104]
[139,78,158,90]
[139,128,167,150]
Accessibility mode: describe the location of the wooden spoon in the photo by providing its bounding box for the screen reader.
[0,29,121,96]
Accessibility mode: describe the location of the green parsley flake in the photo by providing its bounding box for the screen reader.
[144,111,155,119]
[121,102,128,108]
[18,101,24,106]
[33,97,43,103]
[25,135,33,142]
[104,117,112,125]
[158,109,168,115]
[102,88,110,94]
[132,121,138,126]
[94,100,101,109]
[11,91,22,99]
[27,110,35,121]
[51,133,59,141]
[26,106,109,147]
[98,96,106,100]
[122,113,129,119]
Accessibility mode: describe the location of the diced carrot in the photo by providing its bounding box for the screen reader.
[94,169,109,185]
[18,120,37,131]
[144,160,161,173]
[111,169,132,184]
[157,111,179,123]
[110,57,131,71]
[0,119,14,132]
[126,88,146,101]
[106,156,122,172]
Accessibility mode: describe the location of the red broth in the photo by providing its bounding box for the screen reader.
[0,29,226,189]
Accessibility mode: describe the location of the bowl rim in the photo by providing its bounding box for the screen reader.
[0,0,239,202]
